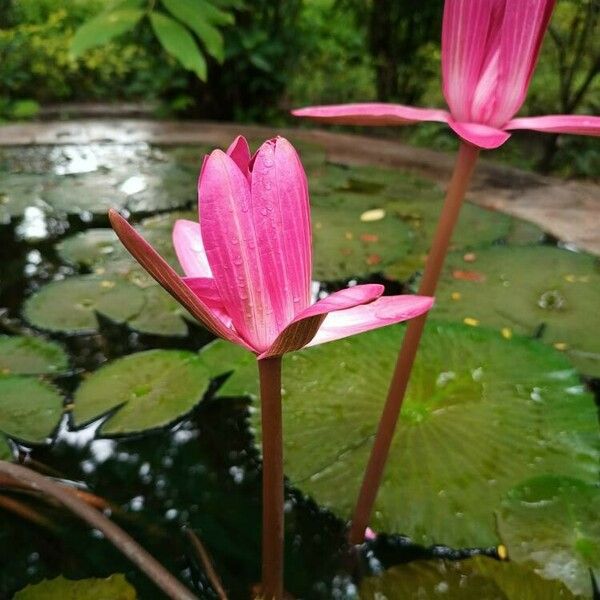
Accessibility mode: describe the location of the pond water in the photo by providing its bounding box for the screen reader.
[0,138,598,599]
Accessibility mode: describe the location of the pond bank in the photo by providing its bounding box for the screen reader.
[0,119,598,257]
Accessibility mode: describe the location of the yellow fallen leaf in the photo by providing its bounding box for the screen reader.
[360,208,385,222]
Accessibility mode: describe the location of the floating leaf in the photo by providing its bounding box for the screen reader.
[0,336,68,376]
[128,285,190,337]
[360,556,580,599]
[216,323,598,547]
[0,435,11,460]
[56,229,127,268]
[498,476,600,597]
[311,200,414,281]
[14,574,136,599]
[73,350,210,434]
[0,377,63,442]
[23,275,146,334]
[434,246,600,376]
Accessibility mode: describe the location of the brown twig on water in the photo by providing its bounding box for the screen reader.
[0,461,198,600]
[185,528,228,600]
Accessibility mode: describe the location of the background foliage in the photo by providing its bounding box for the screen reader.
[0,0,598,175]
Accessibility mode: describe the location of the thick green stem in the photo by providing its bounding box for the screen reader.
[348,142,480,545]
[258,357,284,600]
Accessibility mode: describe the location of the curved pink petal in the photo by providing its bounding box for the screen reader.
[505,115,600,137]
[442,0,505,122]
[292,103,450,126]
[250,137,312,334]
[182,276,232,329]
[226,135,252,179]
[172,219,212,277]
[494,0,555,126]
[259,284,384,358]
[447,120,510,149]
[199,149,274,352]
[108,209,252,351]
[306,295,434,348]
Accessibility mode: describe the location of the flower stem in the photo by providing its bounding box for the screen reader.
[348,141,480,545]
[258,357,284,600]
[0,461,198,600]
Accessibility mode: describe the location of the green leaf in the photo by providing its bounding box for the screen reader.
[23,275,146,335]
[73,350,210,434]
[433,246,600,376]
[360,556,581,600]
[14,574,136,599]
[128,285,190,337]
[161,0,225,62]
[70,9,145,57]
[150,12,208,80]
[0,336,69,376]
[0,377,63,442]
[219,322,598,547]
[196,0,235,25]
[498,476,600,597]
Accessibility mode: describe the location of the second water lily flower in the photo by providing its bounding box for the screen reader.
[109,136,433,358]
[293,0,600,149]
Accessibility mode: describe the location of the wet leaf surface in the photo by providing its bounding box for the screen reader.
[13,574,137,599]
[0,335,69,376]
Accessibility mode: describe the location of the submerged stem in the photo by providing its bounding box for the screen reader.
[258,357,284,600]
[0,461,198,600]
[348,141,480,545]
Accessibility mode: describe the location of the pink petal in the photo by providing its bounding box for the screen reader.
[442,0,505,122]
[364,527,377,541]
[447,120,511,149]
[108,209,252,351]
[199,149,275,352]
[494,0,555,125]
[259,284,384,358]
[182,276,232,328]
[226,135,252,179]
[172,219,212,277]
[305,295,434,348]
[505,114,600,137]
[292,103,450,126]
[249,137,312,333]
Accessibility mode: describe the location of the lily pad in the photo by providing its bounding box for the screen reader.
[73,350,210,434]
[359,556,581,599]
[0,376,63,442]
[56,228,128,268]
[0,435,12,460]
[215,322,598,547]
[128,285,190,337]
[433,246,600,376]
[0,335,68,376]
[13,574,136,599]
[498,476,600,597]
[0,174,46,224]
[23,275,146,334]
[310,198,415,281]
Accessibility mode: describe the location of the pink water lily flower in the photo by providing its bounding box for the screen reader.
[293,0,600,149]
[109,136,433,358]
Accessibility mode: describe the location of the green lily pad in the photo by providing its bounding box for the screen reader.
[56,228,128,268]
[433,246,600,376]
[129,285,190,337]
[73,350,210,434]
[359,556,581,599]
[14,574,136,599]
[0,174,46,224]
[215,322,598,547]
[311,197,415,281]
[0,335,69,376]
[23,275,146,334]
[498,476,600,597]
[0,435,12,459]
[0,376,63,442]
